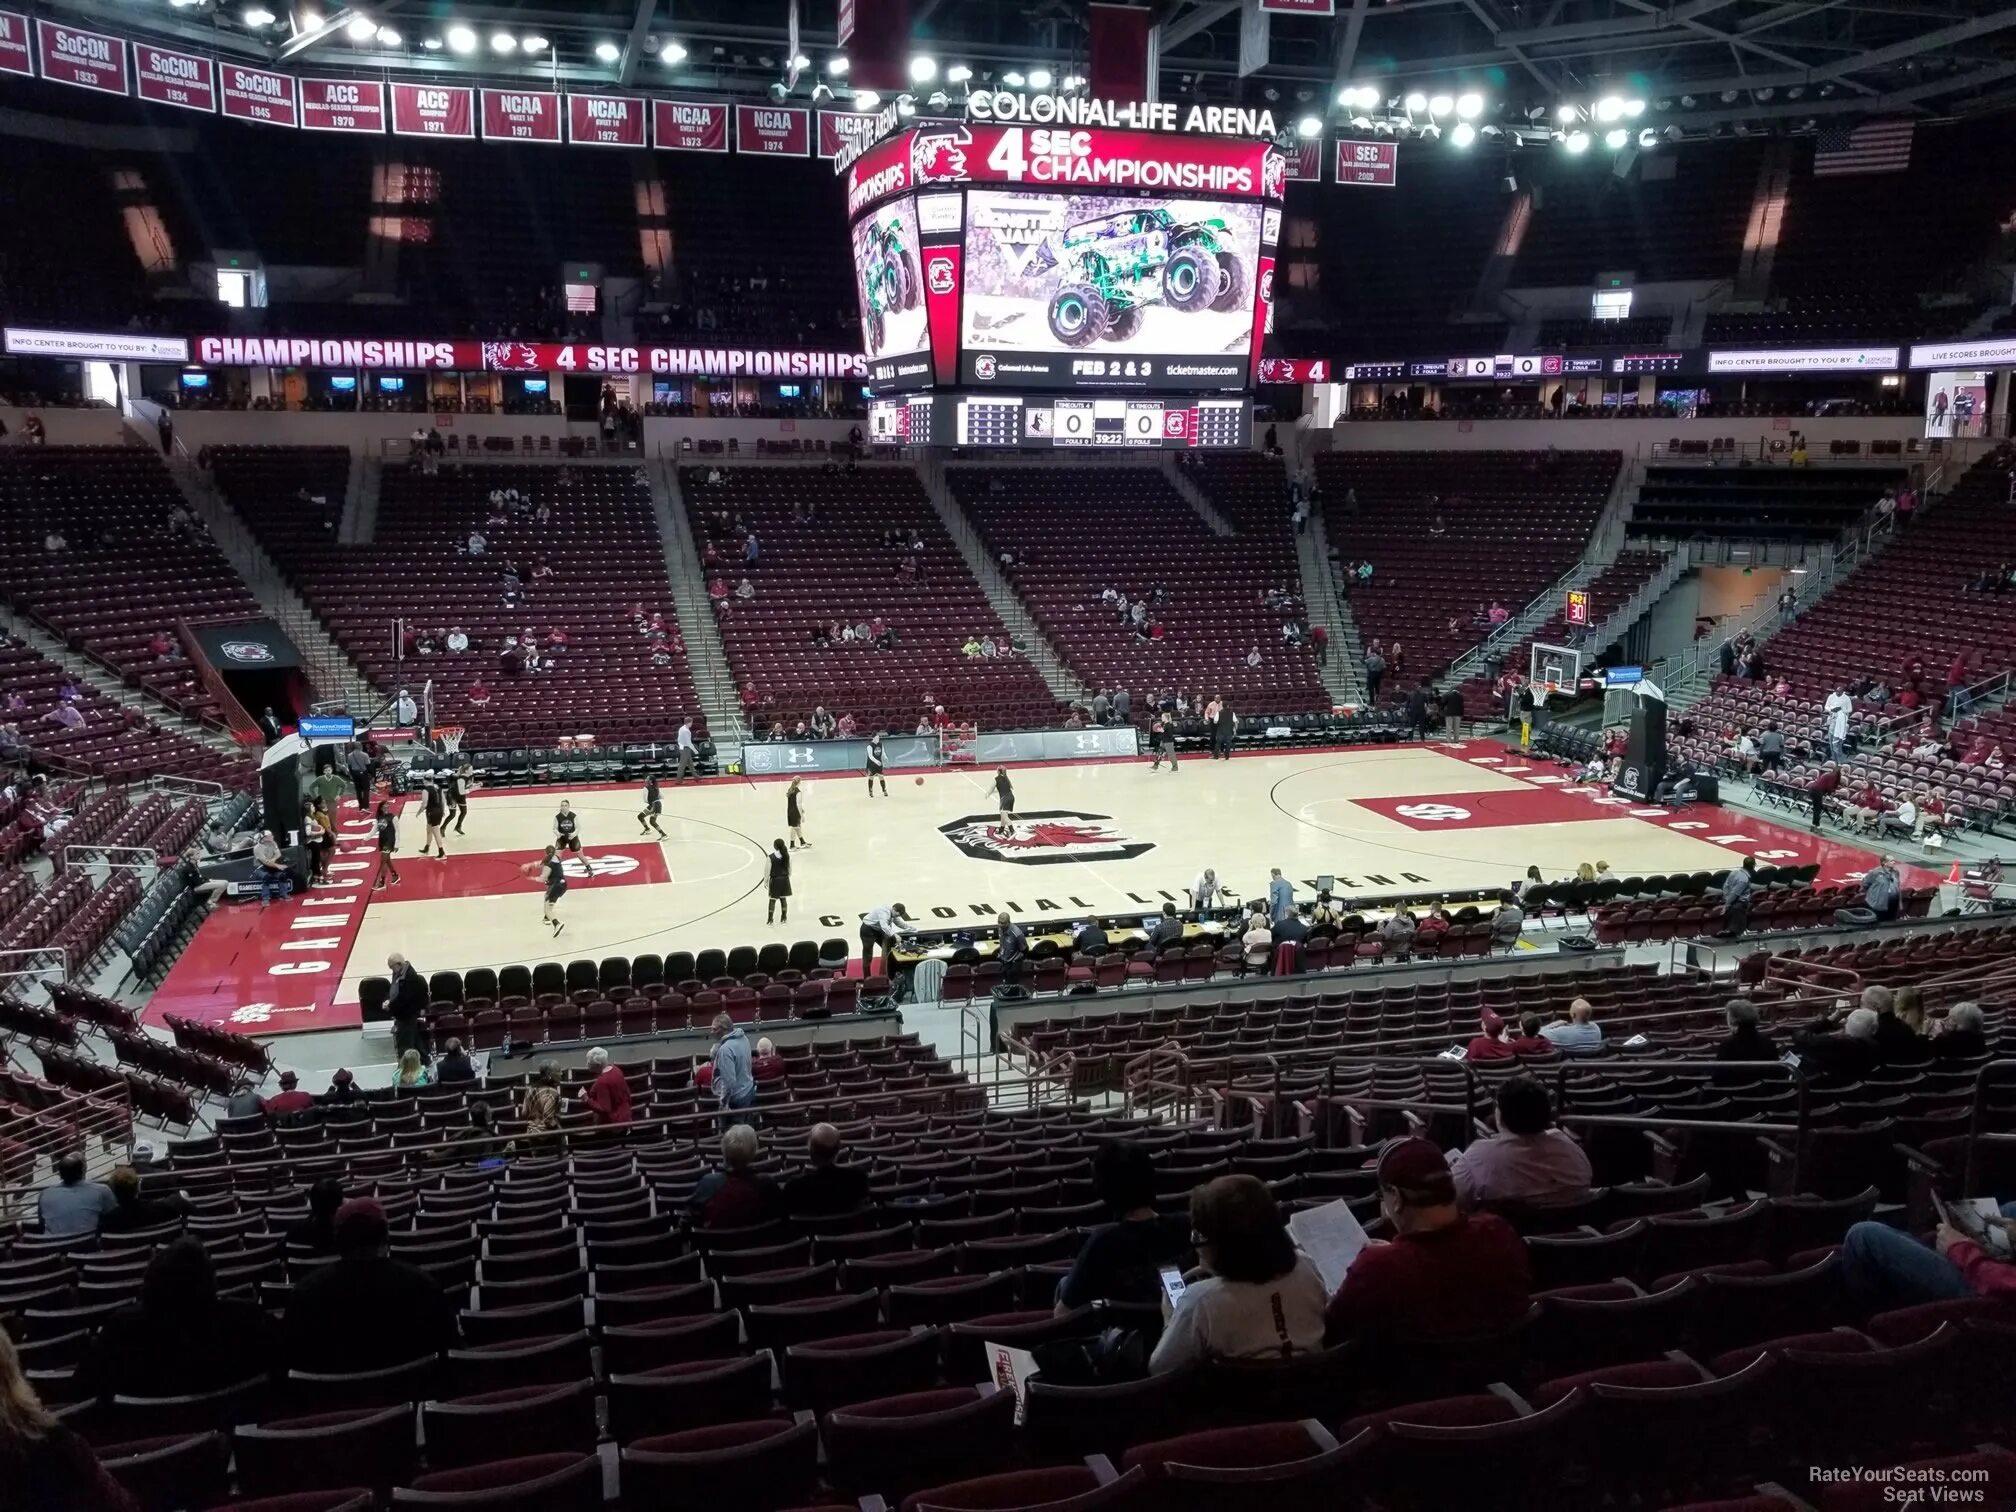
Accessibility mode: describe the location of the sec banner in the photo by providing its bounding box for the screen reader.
[391,82,474,139]
[1333,138,1398,187]
[300,78,385,134]
[735,104,811,156]
[36,20,128,96]
[132,43,215,112]
[567,92,647,148]
[480,88,561,143]
[220,63,298,128]
[653,99,729,151]
[0,11,30,78]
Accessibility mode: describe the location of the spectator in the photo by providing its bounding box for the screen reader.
[1508,1013,1551,1056]
[0,1322,139,1512]
[1148,1175,1328,1374]
[1448,1079,1594,1207]
[582,1047,634,1125]
[262,1071,315,1117]
[77,1238,271,1400]
[1490,891,1525,951]
[1839,1193,2016,1313]
[286,1178,345,1253]
[1796,1006,1882,1082]
[281,1199,455,1373]
[783,1123,870,1218]
[1058,1141,1190,1315]
[1465,1012,1518,1061]
[1866,984,1931,1066]
[1324,1137,1533,1348]
[1267,867,1295,923]
[752,1037,786,1083]
[1240,909,1274,974]
[520,1063,564,1134]
[710,1012,757,1120]
[1808,763,1842,828]
[1719,856,1756,936]
[1714,997,1775,1065]
[1540,998,1603,1054]
[1930,1001,1988,1061]
[321,1067,363,1106]
[1824,686,1852,761]
[1864,857,1901,921]
[1148,902,1185,950]
[445,626,469,654]
[433,1039,477,1085]
[37,1153,115,1239]
[689,1125,782,1228]
[100,1165,187,1235]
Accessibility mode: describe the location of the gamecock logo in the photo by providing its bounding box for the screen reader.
[910,125,971,183]
[220,641,275,663]
[481,342,542,372]
[926,255,956,295]
[1393,803,1471,823]
[1262,150,1286,200]
[974,355,998,381]
[940,810,1155,866]
[1257,358,1292,383]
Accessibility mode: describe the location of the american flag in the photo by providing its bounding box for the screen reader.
[1813,120,1915,177]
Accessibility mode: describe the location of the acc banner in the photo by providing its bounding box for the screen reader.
[0,11,30,78]
[300,79,385,134]
[481,88,561,142]
[190,619,303,673]
[817,109,878,160]
[220,63,297,128]
[567,92,647,147]
[653,99,728,151]
[36,19,127,95]
[735,104,811,156]
[133,43,214,112]
[391,82,474,139]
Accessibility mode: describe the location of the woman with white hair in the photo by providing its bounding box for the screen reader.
[582,1047,633,1126]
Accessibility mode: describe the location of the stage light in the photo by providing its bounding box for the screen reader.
[790,53,809,70]
[948,65,974,83]
[490,32,515,54]
[1625,97,1646,116]
[897,98,915,116]
[345,15,377,41]
[521,35,546,53]
[593,40,619,62]
[928,90,949,107]
[1565,130,1590,153]
[853,89,880,108]
[243,6,276,26]
[1029,67,1053,89]
[1451,121,1476,147]
[1556,103,1578,123]
[1296,115,1322,137]
[1604,128,1628,149]
[1404,91,1427,112]
[1637,128,1656,148]
[1595,94,1624,122]
[769,82,788,101]
[660,40,687,63]
[828,56,851,76]
[811,82,833,101]
[421,35,442,49]
[910,56,936,82]
[445,24,476,53]
[1456,91,1483,119]
[1428,93,1452,116]
[298,8,320,29]
[376,26,400,44]
[1060,75,1084,90]
[1003,70,1026,87]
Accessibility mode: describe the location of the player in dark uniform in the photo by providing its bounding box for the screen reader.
[447,761,473,834]
[638,775,666,837]
[766,838,792,924]
[520,844,567,935]
[864,732,888,797]
[993,767,1015,837]
[554,799,583,859]
[786,779,807,848]
[372,801,400,890]
[1148,713,1178,771]
[420,778,448,859]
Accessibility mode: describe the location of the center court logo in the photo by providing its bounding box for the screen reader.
[560,855,638,879]
[940,810,1155,866]
[1393,802,1472,822]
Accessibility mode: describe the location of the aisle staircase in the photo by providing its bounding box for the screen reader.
[1296,511,1363,705]
[645,458,745,743]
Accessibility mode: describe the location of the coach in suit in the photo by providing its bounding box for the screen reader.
[385,953,429,1059]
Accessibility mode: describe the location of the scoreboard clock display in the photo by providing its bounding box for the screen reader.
[938,394,1250,449]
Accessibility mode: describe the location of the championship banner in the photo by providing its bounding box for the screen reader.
[391,81,474,139]
[187,331,868,378]
[735,104,811,156]
[220,63,298,129]
[567,91,647,147]
[0,11,30,78]
[653,99,728,151]
[300,78,385,134]
[844,123,1283,219]
[1333,139,1398,187]
[133,43,215,113]
[1282,138,1322,181]
[480,88,561,142]
[817,108,878,160]
[36,19,127,96]
[189,618,303,672]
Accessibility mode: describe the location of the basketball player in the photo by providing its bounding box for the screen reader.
[1148,713,1177,771]
[786,779,807,848]
[554,798,583,860]
[521,844,566,935]
[420,778,448,859]
[993,767,1015,837]
[638,774,666,837]
[865,731,888,796]
[766,838,791,924]
[372,801,401,890]
[448,761,474,834]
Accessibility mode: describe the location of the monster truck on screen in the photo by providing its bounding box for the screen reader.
[858,214,920,351]
[1045,208,1246,347]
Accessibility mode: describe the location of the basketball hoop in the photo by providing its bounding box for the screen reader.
[437,725,466,757]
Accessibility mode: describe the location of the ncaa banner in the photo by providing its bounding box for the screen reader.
[735,104,811,156]
[190,619,303,672]
[0,11,30,78]
[481,88,561,143]
[567,92,647,147]
[132,43,215,113]
[300,79,385,134]
[816,108,878,160]
[36,20,127,96]
[220,63,297,129]
[391,81,474,138]
[653,99,728,151]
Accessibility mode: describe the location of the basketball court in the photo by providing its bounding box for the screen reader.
[143,739,1929,1037]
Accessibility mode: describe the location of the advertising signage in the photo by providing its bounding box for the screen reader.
[1706,346,1897,374]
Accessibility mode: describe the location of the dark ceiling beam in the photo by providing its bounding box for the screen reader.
[1159,1,1241,53]
[1616,0,1881,94]
[1673,5,2016,95]
[616,0,657,87]
[1497,0,1740,48]
[1332,0,1373,79]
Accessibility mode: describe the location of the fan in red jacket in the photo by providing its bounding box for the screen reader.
[582,1048,633,1125]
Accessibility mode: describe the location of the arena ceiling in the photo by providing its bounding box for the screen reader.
[41,0,2016,135]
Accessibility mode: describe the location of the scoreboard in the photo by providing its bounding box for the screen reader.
[873,394,1251,450]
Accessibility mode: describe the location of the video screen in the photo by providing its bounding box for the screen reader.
[959,189,1261,391]
[850,193,931,379]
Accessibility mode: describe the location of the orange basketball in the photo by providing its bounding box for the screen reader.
[914,776,925,786]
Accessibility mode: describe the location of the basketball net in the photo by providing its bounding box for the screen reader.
[437,725,466,757]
